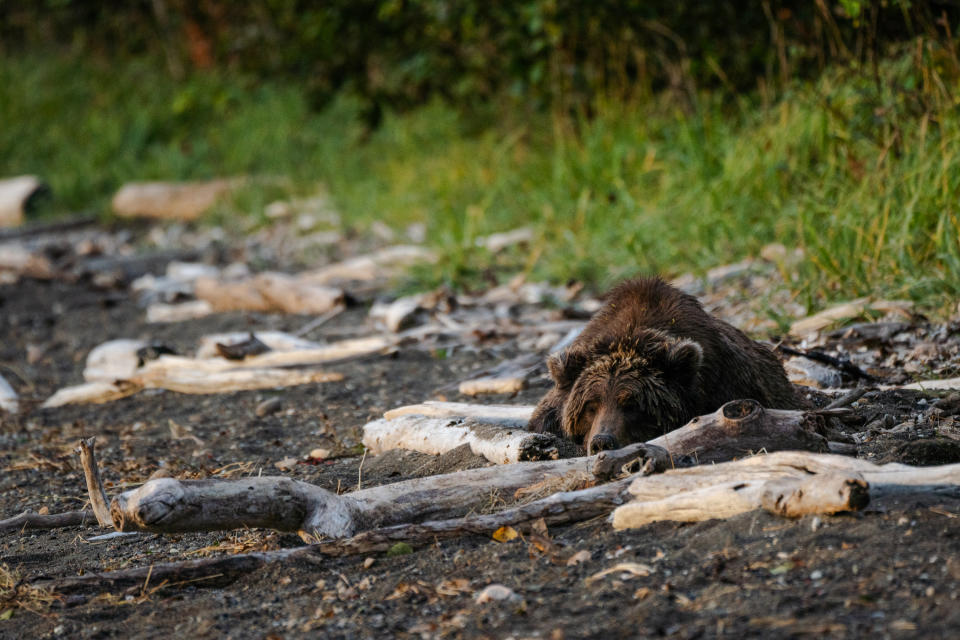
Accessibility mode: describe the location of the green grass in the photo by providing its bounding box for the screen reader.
[2,53,959,315]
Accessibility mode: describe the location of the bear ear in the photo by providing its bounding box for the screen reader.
[547,348,587,389]
[663,339,703,387]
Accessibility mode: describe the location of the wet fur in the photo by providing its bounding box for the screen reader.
[528,277,800,447]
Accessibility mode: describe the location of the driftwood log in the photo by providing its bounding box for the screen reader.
[42,334,395,407]
[362,415,574,463]
[364,399,834,465]
[104,453,619,541]
[112,179,239,221]
[0,510,94,533]
[612,450,960,529]
[36,475,637,595]
[646,399,833,464]
[0,175,46,227]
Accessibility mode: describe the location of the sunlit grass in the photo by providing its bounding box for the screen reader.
[2,53,958,314]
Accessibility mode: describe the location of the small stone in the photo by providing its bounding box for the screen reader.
[785,356,843,388]
[566,550,592,566]
[474,584,521,604]
[810,570,823,580]
[309,447,332,460]
[256,397,282,417]
[275,456,298,471]
[363,557,375,569]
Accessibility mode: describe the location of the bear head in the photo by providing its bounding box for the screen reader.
[547,329,704,454]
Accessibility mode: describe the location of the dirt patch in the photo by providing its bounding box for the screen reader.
[2,250,960,638]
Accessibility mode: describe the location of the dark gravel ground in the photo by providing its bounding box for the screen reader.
[2,270,959,640]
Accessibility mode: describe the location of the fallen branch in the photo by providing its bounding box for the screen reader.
[458,354,541,396]
[77,437,116,527]
[299,245,436,285]
[778,344,877,381]
[647,399,832,464]
[362,415,574,463]
[112,179,240,221]
[104,454,606,539]
[383,401,534,423]
[612,450,960,529]
[0,509,94,533]
[36,475,638,594]
[0,175,46,227]
[42,367,342,407]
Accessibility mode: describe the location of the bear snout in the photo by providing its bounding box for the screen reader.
[588,433,619,455]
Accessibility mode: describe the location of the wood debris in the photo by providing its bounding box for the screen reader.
[0,373,18,413]
[362,414,569,463]
[0,175,46,227]
[112,179,240,221]
[790,298,914,337]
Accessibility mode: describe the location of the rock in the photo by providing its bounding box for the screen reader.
[474,584,521,604]
[785,356,843,389]
[274,456,299,471]
[256,397,283,417]
[308,447,331,460]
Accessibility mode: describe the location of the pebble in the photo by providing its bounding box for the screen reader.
[566,550,592,566]
[474,584,521,604]
[256,397,282,417]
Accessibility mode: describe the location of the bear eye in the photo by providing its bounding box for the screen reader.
[581,401,598,422]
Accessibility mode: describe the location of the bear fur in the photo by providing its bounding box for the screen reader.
[528,277,801,453]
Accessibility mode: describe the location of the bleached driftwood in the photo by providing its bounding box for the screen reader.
[362,415,571,463]
[146,300,215,323]
[196,331,321,359]
[0,373,18,413]
[366,399,832,465]
[42,367,341,408]
[0,175,46,227]
[299,245,436,284]
[789,298,913,337]
[194,272,344,314]
[107,453,607,540]
[112,179,239,221]
[612,450,960,529]
[83,339,148,382]
[133,366,342,395]
[647,399,831,464]
[42,380,141,408]
[458,354,541,396]
[43,334,395,407]
[383,401,534,423]
[369,294,426,332]
[887,377,960,392]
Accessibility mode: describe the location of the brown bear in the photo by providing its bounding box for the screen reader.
[528,276,801,454]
